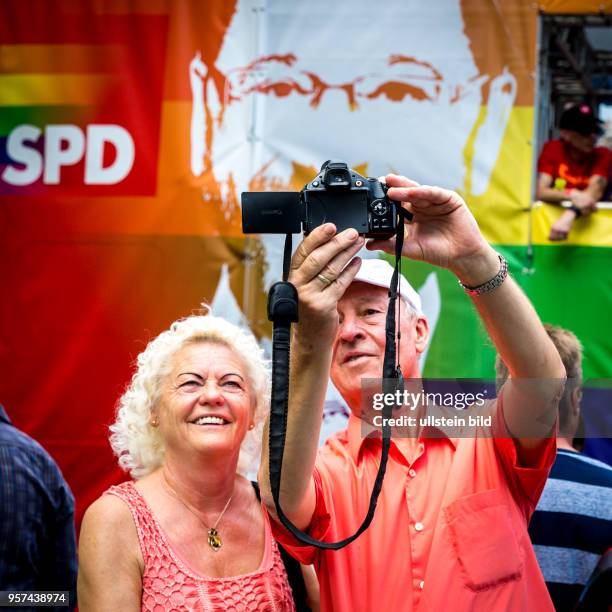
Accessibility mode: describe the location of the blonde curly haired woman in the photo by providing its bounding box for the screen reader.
[77,314,304,611]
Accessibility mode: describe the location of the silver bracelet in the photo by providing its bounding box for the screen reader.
[458,253,508,296]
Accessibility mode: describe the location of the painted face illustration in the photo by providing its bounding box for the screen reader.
[191,0,516,287]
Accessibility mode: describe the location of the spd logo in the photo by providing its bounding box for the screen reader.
[2,124,135,189]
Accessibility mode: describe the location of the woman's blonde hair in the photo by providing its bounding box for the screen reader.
[109,313,269,479]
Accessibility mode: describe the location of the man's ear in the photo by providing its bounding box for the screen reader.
[414,316,429,355]
[570,386,582,418]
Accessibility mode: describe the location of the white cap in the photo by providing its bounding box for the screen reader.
[352,259,423,315]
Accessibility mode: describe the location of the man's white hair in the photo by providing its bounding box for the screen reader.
[109,313,269,480]
[399,296,419,320]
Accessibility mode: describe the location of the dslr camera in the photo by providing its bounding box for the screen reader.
[241,160,398,238]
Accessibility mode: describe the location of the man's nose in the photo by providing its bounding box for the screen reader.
[314,84,356,108]
[337,317,365,344]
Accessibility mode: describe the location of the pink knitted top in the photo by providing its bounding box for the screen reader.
[106,481,296,611]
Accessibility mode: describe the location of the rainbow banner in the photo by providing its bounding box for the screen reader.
[1,0,610,521]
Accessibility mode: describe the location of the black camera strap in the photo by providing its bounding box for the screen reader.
[267,210,409,549]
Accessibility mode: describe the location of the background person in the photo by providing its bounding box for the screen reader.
[0,404,77,611]
[77,314,306,611]
[259,174,565,611]
[497,324,612,612]
[536,103,612,241]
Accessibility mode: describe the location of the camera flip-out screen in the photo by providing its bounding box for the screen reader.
[304,191,368,234]
[241,192,302,234]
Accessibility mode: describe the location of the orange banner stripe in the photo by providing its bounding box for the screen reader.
[87,0,170,14]
[0,45,121,74]
[538,1,612,12]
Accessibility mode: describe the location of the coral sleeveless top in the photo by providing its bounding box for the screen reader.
[106,482,295,611]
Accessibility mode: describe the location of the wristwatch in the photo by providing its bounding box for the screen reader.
[458,253,508,297]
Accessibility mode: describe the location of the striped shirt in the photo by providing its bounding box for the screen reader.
[528,449,612,611]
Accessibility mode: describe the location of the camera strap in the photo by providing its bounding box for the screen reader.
[267,212,408,549]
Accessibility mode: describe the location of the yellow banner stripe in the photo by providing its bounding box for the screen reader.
[0,74,113,106]
[531,203,612,247]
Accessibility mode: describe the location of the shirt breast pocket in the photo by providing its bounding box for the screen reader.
[443,489,523,592]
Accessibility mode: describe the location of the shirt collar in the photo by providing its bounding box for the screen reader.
[561,137,594,161]
[0,404,12,425]
[347,413,457,462]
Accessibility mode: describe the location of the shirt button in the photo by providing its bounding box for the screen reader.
[419,580,425,590]
[414,522,424,532]
[409,469,417,478]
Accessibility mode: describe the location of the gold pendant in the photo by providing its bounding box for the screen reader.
[207,528,222,551]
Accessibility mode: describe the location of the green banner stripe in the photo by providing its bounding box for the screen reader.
[0,106,90,136]
[383,244,611,379]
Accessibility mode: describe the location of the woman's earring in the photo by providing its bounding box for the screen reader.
[151,418,159,427]
[248,422,255,430]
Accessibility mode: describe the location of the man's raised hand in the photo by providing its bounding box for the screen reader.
[367,174,498,285]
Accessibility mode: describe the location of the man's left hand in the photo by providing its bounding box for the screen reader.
[367,174,499,286]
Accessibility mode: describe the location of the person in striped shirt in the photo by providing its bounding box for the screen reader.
[497,324,612,611]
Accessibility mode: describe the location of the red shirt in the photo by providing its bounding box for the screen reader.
[537,139,612,190]
[270,399,556,611]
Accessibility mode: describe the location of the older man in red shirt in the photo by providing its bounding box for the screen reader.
[259,175,565,611]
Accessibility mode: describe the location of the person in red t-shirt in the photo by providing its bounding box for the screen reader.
[536,104,612,241]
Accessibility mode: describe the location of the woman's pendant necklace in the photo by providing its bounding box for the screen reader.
[207,527,222,551]
[162,479,233,552]
[205,494,233,551]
